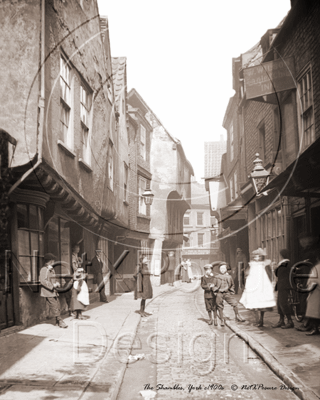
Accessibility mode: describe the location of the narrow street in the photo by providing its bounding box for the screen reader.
[117,283,299,400]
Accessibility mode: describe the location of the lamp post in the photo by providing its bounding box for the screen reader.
[142,188,154,205]
[250,153,270,196]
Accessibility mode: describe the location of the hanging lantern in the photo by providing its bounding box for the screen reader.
[250,153,270,195]
[142,188,154,205]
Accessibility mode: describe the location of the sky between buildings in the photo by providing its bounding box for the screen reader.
[98,0,291,181]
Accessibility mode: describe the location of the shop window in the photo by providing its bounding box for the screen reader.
[298,67,314,149]
[261,207,284,263]
[17,204,44,282]
[46,216,71,278]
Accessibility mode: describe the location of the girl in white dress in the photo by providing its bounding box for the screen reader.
[240,248,276,327]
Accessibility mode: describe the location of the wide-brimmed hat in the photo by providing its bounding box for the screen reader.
[204,264,213,270]
[252,248,267,256]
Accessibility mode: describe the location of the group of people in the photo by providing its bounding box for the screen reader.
[201,262,245,326]
[178,259,193,283]
[39,245,108,329]
[201,244,320,336]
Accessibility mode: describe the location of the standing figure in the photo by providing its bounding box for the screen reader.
[71,268,89,319]
[179,259,191,283]
[240,248,276,327]
[134,255,153,317]
[236,248,248,292]
[72,244,81,272]
[91,249,108,303]
[39,253,67,328]
[212,264,245,326]
[186,259,194,280]
[272,249,294,329]
[201,264,217,325]
[304,251,320,335]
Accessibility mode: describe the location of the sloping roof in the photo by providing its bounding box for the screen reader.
[111,57,127,107]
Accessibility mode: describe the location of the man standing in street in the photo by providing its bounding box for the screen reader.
[39,253,67,328]
[91,249,108,303]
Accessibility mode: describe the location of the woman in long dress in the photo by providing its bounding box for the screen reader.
[134,255,153,317]
[240,248,276,327]
[180,260,191,283]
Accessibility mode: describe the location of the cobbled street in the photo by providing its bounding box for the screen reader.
[117,283,299,400]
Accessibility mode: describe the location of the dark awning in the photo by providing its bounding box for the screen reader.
[264,137,320,198]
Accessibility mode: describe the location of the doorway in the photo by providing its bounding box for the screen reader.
[0,253,15,330]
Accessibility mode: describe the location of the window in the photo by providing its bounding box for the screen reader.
[230,123,234,161]
[140,125,146,160]
[60,56,73,149]
[17,204,44,282]
[80,84,91,165]
[234,171,238,198]
[108,141,114,191]
[184,212,190,225]
[197,212,203,226]
[298,67,314,149]
[124,163,128,202]
[198,233,204,247]
[258,124,266,163]
[138,177,147,215]
[229,178,234,202]
[260,207,284,263]
[46,216,71,282]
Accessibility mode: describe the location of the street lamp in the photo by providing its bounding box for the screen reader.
[250,153,270,196]
[142,188,154,205]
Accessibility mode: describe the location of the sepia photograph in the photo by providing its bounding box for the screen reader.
[0,0,320,399]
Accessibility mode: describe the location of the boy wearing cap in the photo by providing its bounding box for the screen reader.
[212,264,245,325]
[39,254,67,328]
[201,264,218,326]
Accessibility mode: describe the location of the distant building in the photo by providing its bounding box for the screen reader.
[182,182,219,271]
[204,136,226,178]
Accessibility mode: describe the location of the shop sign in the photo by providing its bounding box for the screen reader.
[183,249,210,255]
[243,57,295,100]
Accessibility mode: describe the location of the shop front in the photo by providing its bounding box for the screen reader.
[8,165,101,328]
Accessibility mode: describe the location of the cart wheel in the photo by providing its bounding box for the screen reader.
[293,305,304,322]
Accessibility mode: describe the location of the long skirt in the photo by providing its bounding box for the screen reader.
[240,261,276,311]
[71,288,86,311]
[135,273,153,300]
[181,268,190,283]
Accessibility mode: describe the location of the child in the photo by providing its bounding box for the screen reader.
[201,264,218,326]
[212,264,245,325]
[71,268,89,319]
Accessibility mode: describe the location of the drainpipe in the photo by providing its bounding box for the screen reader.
[8,0,45,195]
